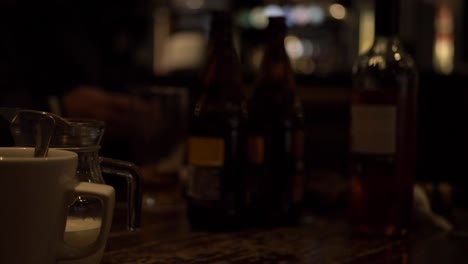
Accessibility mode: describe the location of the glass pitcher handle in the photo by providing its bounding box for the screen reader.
[99,157,143,231]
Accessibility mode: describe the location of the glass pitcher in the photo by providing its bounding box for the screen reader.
[1,108,142,231]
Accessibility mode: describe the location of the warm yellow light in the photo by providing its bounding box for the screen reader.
[394,53,401,61]
[368,56,386,70]
[434,38,454,74]
[433,4,454,75]
[359,7,374,54]
[329,4,346,20]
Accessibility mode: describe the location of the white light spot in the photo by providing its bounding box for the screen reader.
[308,5,326,25]
[264,4,285,17]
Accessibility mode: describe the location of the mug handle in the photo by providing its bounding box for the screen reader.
[57,182,115,260]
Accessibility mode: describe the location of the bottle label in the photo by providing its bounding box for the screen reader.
[351,104,397,154]
[248,136,264,164]
[188,137,224,166]
[187,136,224,200]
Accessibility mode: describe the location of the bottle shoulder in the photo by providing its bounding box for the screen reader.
[189,99,249,137]
[353,37,416,73]
[249,93,304,126]
[352,38,418,91]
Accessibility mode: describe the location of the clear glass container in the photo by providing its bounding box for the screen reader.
[2,108,142,231]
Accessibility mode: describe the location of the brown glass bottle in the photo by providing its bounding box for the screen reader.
[186,11,248,231]
[350,0,418,237]
[247,16,305,227]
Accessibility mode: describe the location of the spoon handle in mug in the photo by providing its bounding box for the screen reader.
[34,116,55,157]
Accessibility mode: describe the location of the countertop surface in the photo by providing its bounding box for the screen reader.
[102,198,468,264]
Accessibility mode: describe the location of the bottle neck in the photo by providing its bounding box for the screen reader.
[374,0,400,37]
[257,28,295,91]
[208,29,236,60]
[201,22,244,103]
[209,21,234,45]
[265,30,289,60]
[206,11,236,62]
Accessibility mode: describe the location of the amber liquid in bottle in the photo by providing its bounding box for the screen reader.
[247,17,305,227]
[350,0,418,237]
[186,12,248,231]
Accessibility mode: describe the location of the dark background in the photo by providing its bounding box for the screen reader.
[1,0,468,206]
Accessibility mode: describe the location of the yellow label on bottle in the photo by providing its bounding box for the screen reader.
[188,137,224,167]
[248,136,264,164]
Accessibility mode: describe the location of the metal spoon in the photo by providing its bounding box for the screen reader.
[0,108,65,156]
[34,115,56,157]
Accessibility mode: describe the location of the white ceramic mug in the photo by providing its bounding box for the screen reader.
[0,147,115,264]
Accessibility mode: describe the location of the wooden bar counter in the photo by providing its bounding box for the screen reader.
[102,194,468,264]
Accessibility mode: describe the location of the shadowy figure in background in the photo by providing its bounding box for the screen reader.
[0,0,159,161]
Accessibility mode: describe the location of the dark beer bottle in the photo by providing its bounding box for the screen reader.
[350,0,418,237]
[248,16,305,227]
[186,11,248,231]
